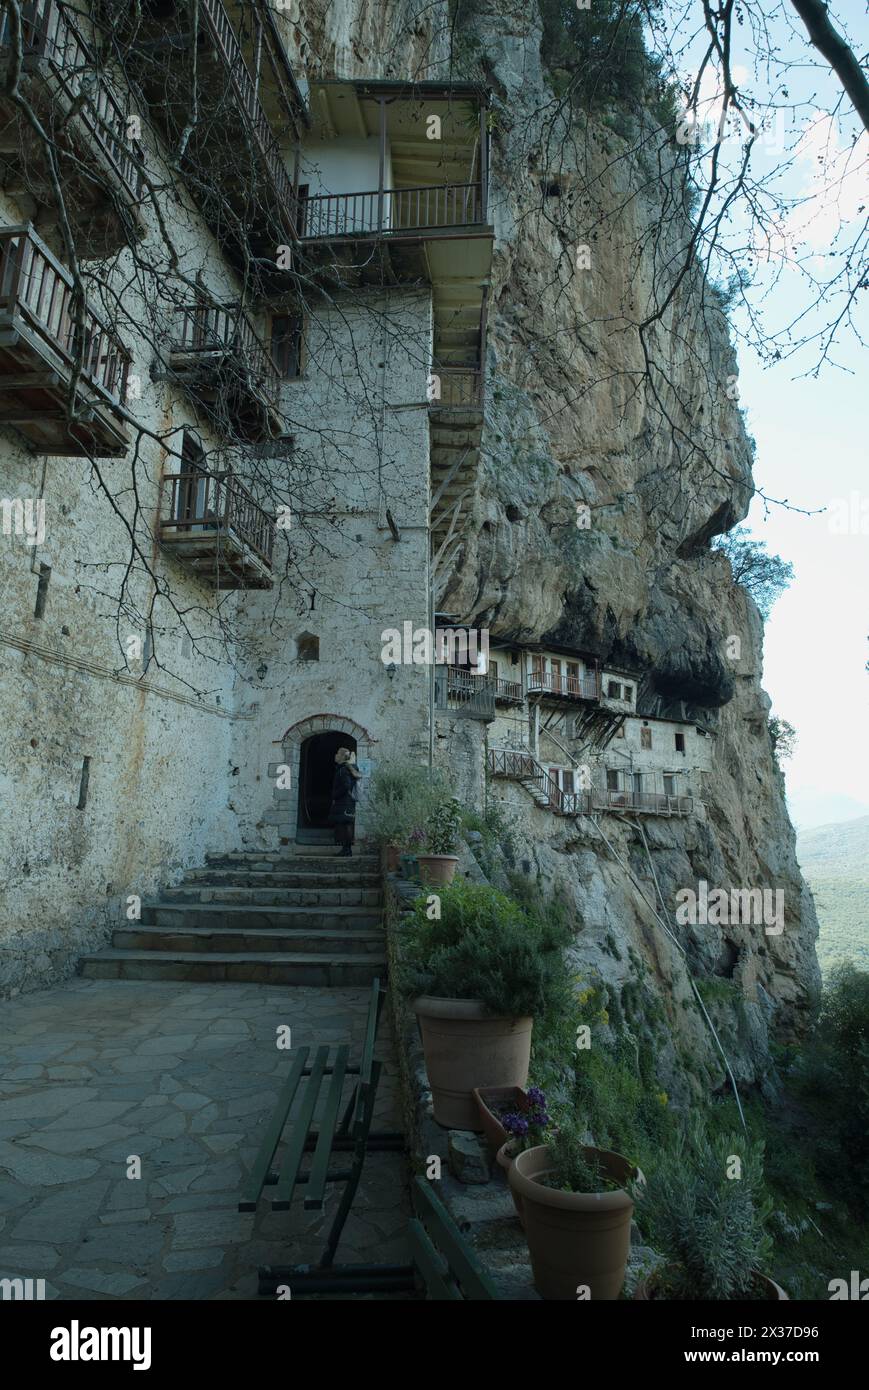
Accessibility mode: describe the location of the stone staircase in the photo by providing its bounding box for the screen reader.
[78,846,386,986]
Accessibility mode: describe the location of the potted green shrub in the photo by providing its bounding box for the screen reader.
[367,762,435,871]
[634,1121,788,1300]
[417,795,463,885]
[508,1123,640,1300]
[402,881,571,1130]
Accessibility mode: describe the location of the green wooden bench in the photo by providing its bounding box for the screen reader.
[409,1176,499,1300]
[240,978,415,1296]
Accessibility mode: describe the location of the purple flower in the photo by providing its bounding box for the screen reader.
[502,1113,529,1137]
[526,1085,547,1107]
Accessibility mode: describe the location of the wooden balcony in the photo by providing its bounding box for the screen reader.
[492,675,524,705]
[157,470,275,590]
[588,787,694,817]
[0,224,130,454]
[98,0,297,273]
[527,670,602,702]
[436,666,495,722]
[0,1,144,257]
[429,367,483,413]
[302,182,485,241]
[168,303,282,443]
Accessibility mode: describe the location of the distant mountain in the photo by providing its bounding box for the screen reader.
[797,817,869,976]
[787,789,869,831]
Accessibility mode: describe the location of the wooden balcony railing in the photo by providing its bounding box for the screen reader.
[430,367,483,410]
[492,675,524,703]
[170,302,280,412]
[0,224,131,402]
[589,788,693,816]
[158,470,276,572]
[302,182,484,240]
[0,0,143,205]
[198,0,296,214]
[488,748,694,818]
[527,669,601,701]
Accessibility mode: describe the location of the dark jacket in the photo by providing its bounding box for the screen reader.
[329,764,357,822]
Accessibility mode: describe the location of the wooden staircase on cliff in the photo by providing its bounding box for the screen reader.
[78,846,386,986]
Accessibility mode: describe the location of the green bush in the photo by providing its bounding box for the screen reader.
[538,0,661,112]
[366,762,438,847]
[795,961,869,1213]
[639,1120,773,1299]
[400,879,573,1019]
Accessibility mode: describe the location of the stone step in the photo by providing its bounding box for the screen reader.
[78,950,386,987]
[205,851,379,869]
[184,869,382,890]
[112,926,385,955]
[142,903,382,931]
[159,885,382,908]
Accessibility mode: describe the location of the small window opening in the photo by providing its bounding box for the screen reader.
[543,182,561,197]
[641,727,652,750]
[623,685,633,702]
[271,313,303,379]
[675,732,686,753]
[607,680,622,699]
[297,633,319,662]
[35,563,51,619]
[606,769,620,791]
[77,756,91,810]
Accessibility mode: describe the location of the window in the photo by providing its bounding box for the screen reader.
[297,632,319,661]
[271,314,303,379]
[675,732,686,753]
[607,680,622,699]
[562,769,575,794]
[641,726,652,750]
[566,661,579,693]
[606,769,620,791]
[623,685,633,703]
[174,431,210,527]
[663,774,676,797]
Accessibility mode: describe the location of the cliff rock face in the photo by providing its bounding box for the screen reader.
[292,0,821,1095]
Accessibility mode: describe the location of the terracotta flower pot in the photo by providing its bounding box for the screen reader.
[633,1269,789,1301]
[413,997,533,1130]
[416,854,460,886]
[509,1143,636,1300]
[473,1085,529,1153]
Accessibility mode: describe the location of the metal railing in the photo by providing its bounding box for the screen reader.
[170,302,280,409]
[0,224,131,403]
[302,182,484,240]
[437,665,495,720]
[0,0,143,203]
[158,470,276,569]
[198,0,296,215]
[527,669,601,701]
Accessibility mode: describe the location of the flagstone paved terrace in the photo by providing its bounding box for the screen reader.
[0,979,409,1299]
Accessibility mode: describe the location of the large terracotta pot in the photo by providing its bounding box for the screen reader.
[509,1144,636,1300]
[634,1270,789,1301]
[416,854,460,886]
[413,997,533,1130]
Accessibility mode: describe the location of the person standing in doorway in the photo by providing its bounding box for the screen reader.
[330,747,362,856]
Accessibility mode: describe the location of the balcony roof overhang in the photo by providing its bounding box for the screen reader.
[305,78,486,187]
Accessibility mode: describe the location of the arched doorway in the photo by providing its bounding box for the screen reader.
[297,730,356,832]
[273,714,375,845]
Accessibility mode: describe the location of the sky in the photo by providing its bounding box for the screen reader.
[665,2,869,831]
